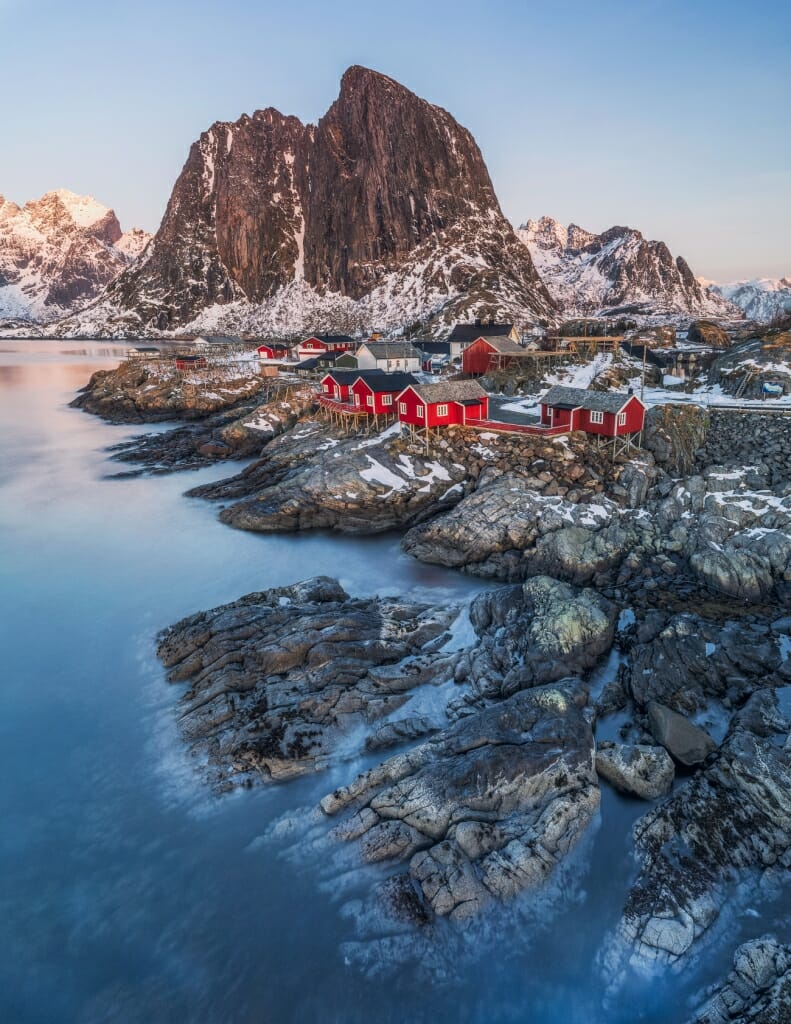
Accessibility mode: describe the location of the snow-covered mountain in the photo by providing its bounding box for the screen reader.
[0,189,150,323]
[706,278,791,322]
[53,67,557,338]
[518,216,739,322]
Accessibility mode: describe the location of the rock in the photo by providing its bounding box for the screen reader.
[643,403,709,475]
[646,701,716,766]
[321,681,600,923]
[685,936,791,1024]
[71,358,269,424]
[467,575,617,698]
[687,320,731,349]
[610,691,791,967]
[595,741,674,800]
[156,576,460,788]
[627,614,787,715]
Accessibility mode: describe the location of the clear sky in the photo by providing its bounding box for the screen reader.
[1,0,788,281]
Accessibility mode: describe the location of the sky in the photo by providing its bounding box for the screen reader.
[0,0,788,282]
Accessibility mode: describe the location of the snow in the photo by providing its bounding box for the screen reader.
[359,456,409,491]
[52,189,109,228]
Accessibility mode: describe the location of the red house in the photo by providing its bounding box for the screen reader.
[320,369,379,403]
[175,354,207,370]
[462,335,527,375]
[396,381,489,428]
[257,343,290,360]
[540,386,646,436]
[296,334,356,360]
[350,371,417,415]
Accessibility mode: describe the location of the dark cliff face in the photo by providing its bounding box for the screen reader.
[103,66,554,330]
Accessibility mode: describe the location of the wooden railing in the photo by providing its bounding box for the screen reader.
[465,418,570,436]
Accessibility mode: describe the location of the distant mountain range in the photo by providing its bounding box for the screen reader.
[705,278,791,322]
[4,70,786,337]
[0,190,149,323]
[517,216,739,322]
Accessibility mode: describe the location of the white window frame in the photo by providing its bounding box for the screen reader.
[382,394,393,406]
[617,411,626,426]
[589,410,604,425]
[436,403,448,417]
[416,404,425,418]
[353,393,360,406]
[399,401,407,415]
[366,395,373,408]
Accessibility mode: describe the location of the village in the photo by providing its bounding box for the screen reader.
[127,322,651,458]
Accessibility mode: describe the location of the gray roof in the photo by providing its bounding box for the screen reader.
[476,335,525,355]
[542,385,640,413]
[359,341,422,360]
[447,323,515,344]
[408,380,488,404]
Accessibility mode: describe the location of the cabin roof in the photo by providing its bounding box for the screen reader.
[359,341,422,360]
[324,369,384,385]
[356,371,418,392]
[412,340,451,354]
[305,333,356,345]
[408,380,488,404]
[446,322,514,344]
[474,335,525,354]
[542,385,642,413]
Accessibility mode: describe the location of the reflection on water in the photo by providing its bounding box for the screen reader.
[0,340,785,1024]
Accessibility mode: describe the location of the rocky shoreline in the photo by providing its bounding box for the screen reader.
[73,359,791,1004]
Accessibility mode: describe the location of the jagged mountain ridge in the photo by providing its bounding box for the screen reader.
[518,216,739,322]
[707,277,791,322]
[0,190,150,322]
[54,67,557,338]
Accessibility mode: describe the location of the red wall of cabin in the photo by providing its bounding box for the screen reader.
[462,338,496,376]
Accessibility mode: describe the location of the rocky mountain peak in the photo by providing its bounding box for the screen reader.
[0,189,151,323]
[65,67,555,336]
[517,215,740,322]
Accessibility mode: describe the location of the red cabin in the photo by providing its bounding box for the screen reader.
[396,381,489,428]
[175,355,207,370]
[296,334,356,360]
[257,343,290,360]
[350,371,417,415]
[462,335,526,375]
[540,386,646,436]
[320,369,372,402]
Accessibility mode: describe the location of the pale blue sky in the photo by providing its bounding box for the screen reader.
[1,0,788,280]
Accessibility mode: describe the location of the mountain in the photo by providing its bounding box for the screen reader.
[517,216,739,322]
[0,190,150,323]
[55,67,556,338]
[707,278,791,322]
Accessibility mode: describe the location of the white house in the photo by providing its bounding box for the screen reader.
[354,341,422,373]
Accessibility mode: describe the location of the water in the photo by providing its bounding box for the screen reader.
[0,341,783,1023]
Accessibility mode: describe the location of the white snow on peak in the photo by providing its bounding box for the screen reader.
[50,189,111,227]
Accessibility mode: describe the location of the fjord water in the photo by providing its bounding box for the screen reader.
[0,342,776,1024]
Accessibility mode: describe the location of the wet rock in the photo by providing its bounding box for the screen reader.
[685,936,791,1024]
[321,681,600,922]
[156,576,460,788]
[647,701,716,766]
[610,691,791,967]
[467,575,617,699]
[627,614,787,716]
[595,741,674,800]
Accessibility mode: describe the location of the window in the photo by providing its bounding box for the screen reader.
[437,404,448,417]
[382,394,393,406]
[367,395,373,407]
[617,412,626,426]
[353,393,360,406]
[589,410,604,425]
[416,405,425,418]
[399,402,407,415]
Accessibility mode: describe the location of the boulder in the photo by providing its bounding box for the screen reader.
[685,936,791,1024]
[595,742,674,800]
[609,691,791,968]
[647,701,716,766]
[321,681,600,923]
[643,403,709,475]
[687,320,731,349]
[156,576,460,788]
